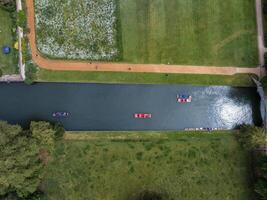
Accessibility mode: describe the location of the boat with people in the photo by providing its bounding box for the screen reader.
[177,94,192,103]
[184,127,225,131]
[134,113,152,119]
[52,112,70,118]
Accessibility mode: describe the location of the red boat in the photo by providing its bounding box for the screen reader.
[134,113,152,119]
[177,94,192,103]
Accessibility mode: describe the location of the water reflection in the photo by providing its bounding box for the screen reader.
[214,98,252,129]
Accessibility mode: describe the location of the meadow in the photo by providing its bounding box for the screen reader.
[119,0,258,66]
[42,132,252,200]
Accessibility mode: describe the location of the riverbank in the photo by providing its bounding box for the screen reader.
[38,69,256,87]
[64,130,234,140]
[43,131,253,200]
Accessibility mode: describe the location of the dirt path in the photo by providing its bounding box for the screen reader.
[26,0,262,77]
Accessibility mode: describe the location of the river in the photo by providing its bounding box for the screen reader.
[0,82,262,131]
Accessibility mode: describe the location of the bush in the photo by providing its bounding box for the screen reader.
[0,69,3,77]
[235,125,266,150]
[0,121,58,198]
[25,63,37,85]
[136,191,165,200]
[0,190,46,200]
[255,179,267,199]
[16,10,26,28]
[263,0,267,14]
[0,0,16,12]
[236,125,267,199]
[53,123,65,139]
[136,152,143,160]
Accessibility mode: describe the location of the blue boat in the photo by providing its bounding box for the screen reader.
[177,94,192,103]
[52,112,70,118]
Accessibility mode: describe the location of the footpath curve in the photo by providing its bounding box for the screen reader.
[26,0,262,76]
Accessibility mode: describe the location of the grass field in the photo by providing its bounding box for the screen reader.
[34,0,258,67]
[0,8,17,74]
[120,0,258,67]
[42,131,252,200]
[38,68,255,87]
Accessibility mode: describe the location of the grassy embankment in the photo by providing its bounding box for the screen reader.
[0,8,17,75]
[36,0,258,86]
[42,131,252,200]
[38,69,255,87]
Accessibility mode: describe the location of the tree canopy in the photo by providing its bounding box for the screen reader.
[0,0,16,12]
[0,121,60,198]
[235,125,266,150]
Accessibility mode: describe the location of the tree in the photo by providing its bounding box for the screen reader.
[25,63,37,85]
[30,121,55,153]
[0,121,42,198]
[0,0,16,12]
[0,121,57,198]
[255,180,267,199]
[53,122,65,140]
[16,10,26,28]
[235,125,266,150]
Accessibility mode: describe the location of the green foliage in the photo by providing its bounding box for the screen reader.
[0,69,3,77]
[21,38,27,63]
[135,152,143,160]
[263,0,267,14]
[30,121,55,153]
[0,121,42,198]
[235,125,267,200]
[53,123,65,140]
[0,0,16,12]
[0,121,59,198]
[254,154,267,199]
[25,63,37,85]
[264,53,267,66]
[255,179,267,199]
[16,10,26,28]
[235,125,266,150]
[136,191,164,200]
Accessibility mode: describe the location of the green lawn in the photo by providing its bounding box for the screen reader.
[42,131,252,200]
[38,68,255,87]
[34,0,258,67]
[0,8,17,74]
[119,0,258,67]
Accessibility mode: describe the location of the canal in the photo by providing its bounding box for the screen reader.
[0,82,262,131]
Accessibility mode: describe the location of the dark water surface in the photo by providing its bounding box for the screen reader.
[0,83,262,131]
